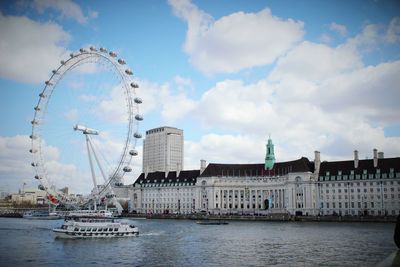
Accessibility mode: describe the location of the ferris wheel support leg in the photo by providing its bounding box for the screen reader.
[86,134,98,211]
[88,136,123,215]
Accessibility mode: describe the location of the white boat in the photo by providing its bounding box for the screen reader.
[53,216,139,239]
[23,210,62,220]
[67,209,113,218]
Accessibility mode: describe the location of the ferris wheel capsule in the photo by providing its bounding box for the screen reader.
[129,149,138,156]
[60,60,65,65]
[99,47,107,53]
[29,134,37,140]
[79,48,87,53]
[45,81,53,86]
[123,166,132,172]
[31,162,38,167]
[38,184,45,190]
[130,82,139,88]
[109,51,117,57]
[34,106,40,111]
[90,46,97,51]
[135,114,143,121]
[134,97,142,104]
[118,59,126,65]
[34,175,41,179]
[134,132,142,138]
[125,69,133,75]
[52,70,57,74]
[29,149,38,153]
[39,92,46,98]
[70,53,75,58]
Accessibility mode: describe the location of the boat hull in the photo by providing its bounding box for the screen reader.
[53,229,138,239]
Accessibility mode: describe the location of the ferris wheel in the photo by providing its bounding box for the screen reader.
[30,46,143,211]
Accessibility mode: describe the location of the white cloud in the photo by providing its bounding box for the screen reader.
[169,0,304,74]
[319,33,332,44]
[135,79,197,124]
[318,60,400,124]
[269,41,362,83]
[173,30,400,164]
[185,134,265,169]
[385,17,400,44]
[329,22,348,37]
[32,0,93,24]
[64,108,79,121]
[345,23,381,53]
[0,135,91,194]
[0,13,70,84]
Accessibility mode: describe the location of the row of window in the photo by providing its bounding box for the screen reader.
[320,181,399,187]
[322,193,399,200]
[322,187,398,194]
[141,183,195,187]
[320,172,399,181]
[321,209,399,216]
[322,200,399,209]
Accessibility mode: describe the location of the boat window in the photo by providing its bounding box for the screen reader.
[92,228,97,232]
[80,228,85,232]
[108,228,113,231]
[61,225,67,230]
[98,228,102,232]
[103,228,108,232]
[86,228,91,231]
[114,228,118,231]
[74,228,79,231]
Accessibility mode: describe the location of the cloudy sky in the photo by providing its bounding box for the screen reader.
[0,0,399,194]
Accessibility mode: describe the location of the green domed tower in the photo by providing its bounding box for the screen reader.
[265,136,275,170]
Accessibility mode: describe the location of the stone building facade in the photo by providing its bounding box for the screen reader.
[128,138,400,216]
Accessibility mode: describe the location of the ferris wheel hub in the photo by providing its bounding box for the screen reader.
[73,124,99,135]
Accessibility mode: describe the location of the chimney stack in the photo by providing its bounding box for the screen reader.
[314,151,321,175]
[378,152,384,159]
[373,148,378,168]
[200,159,207,175]
[354,150,359,168]
[176,163,181,177]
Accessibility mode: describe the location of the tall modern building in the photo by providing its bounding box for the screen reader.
[142,126,184,173]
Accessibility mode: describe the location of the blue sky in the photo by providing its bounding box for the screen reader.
[0,0,399,194]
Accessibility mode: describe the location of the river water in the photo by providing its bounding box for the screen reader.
[0,218,396,266]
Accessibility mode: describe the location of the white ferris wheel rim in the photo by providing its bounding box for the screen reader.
[30,46,143,207]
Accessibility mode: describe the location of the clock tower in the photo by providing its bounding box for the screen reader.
[265,136,275,170]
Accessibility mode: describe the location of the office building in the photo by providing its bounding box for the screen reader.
[142,126,184,173]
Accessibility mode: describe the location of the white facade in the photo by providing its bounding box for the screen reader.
[11,188,46,205]
[195,160,318,216]
[129,152,400,217]
[142,126,184,173]
[129,170,198,214]
[317,156,400,216]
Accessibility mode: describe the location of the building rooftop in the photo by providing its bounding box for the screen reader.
[319,157,400,178]
[135,170,200,185]
[200,157,314,177]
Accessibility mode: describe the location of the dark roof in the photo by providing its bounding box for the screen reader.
[319,157,400,178]
[200,157,313,177]
[134,170,200,185]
